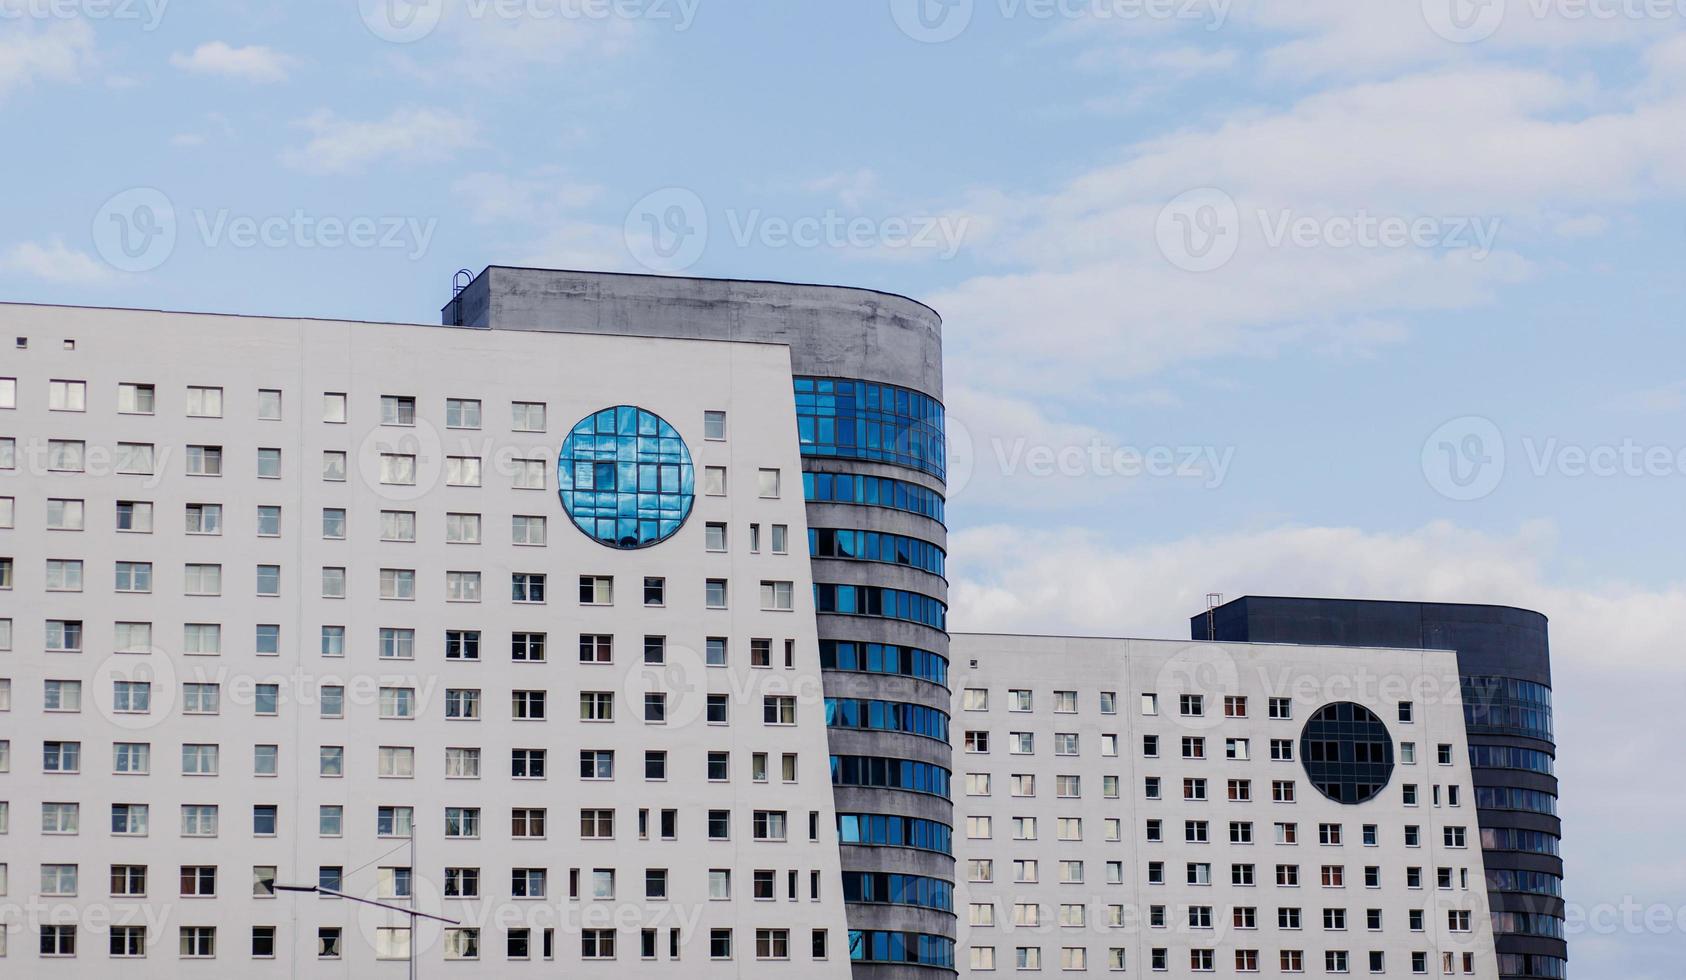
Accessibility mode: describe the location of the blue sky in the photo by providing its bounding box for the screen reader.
[4,0,1685,974]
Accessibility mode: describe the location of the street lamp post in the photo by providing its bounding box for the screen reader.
[273,883,458,980]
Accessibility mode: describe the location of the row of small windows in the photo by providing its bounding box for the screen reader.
[813,583,947,630]
[5,740,815,785]
[795,377,946,480]
[0,619,806,667]
[971,728,1456,771]
[966,946,1481,975]
[966,689,1430,727]
[967,814,1467,852]
[824,698,950,742]
[839,871,955,912]
[803,471,945,524]
[829,755,952,799]
[3,559,794,610]
[808,527,946,577]
[835,813,954,854]
[11,862,827,905]
[964,902,1473,935]
[0,378,594,435]
[4,678,799,727]
[819,640,949,687]
[964,857,1476,893]
[2,443,777,505]
[15,923,828,964]
[0,801,821,845]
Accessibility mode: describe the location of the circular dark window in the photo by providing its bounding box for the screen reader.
[557,406,695,550]
[1299,702,1395,805]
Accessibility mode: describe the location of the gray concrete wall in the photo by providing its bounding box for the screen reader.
[444,267,945,398]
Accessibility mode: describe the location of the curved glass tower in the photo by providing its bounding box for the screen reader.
[1196,596,1567,980]
[448,267,956,977]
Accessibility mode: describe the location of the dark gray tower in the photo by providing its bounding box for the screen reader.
[447,268,955,976]
[1194,597,1566,980]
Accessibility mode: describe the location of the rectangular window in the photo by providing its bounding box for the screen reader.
[257,388,283,420]
[115,500,153,532]
[381,395,416,425]
[759,580,794,610]
[118,382,156,414]
[185,445,222,476]
[512,401,546,432]
[512,515,547,545]
[445,398,481,429]
[186,386,223,417]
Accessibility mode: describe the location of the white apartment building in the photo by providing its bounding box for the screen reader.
[0,303,854,977]
[948,634,1502,979]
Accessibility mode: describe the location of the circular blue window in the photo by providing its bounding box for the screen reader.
[558,406,695,549]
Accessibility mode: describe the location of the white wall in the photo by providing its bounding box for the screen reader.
[0,304,852,978]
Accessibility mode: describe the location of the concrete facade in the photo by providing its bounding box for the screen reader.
[445,267,956,978]
[1195,599,1565,980]
[950,633,1503,979]
[0,303,853,977]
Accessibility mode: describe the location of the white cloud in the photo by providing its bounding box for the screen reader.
[452,170,604,225]
[0,19,94,100]
[450,169,630,272]
[804,169,882,210]
[933,59,1686,396]
[282,108,478,176]
[1,238,113,285]
[169,42,295,83]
